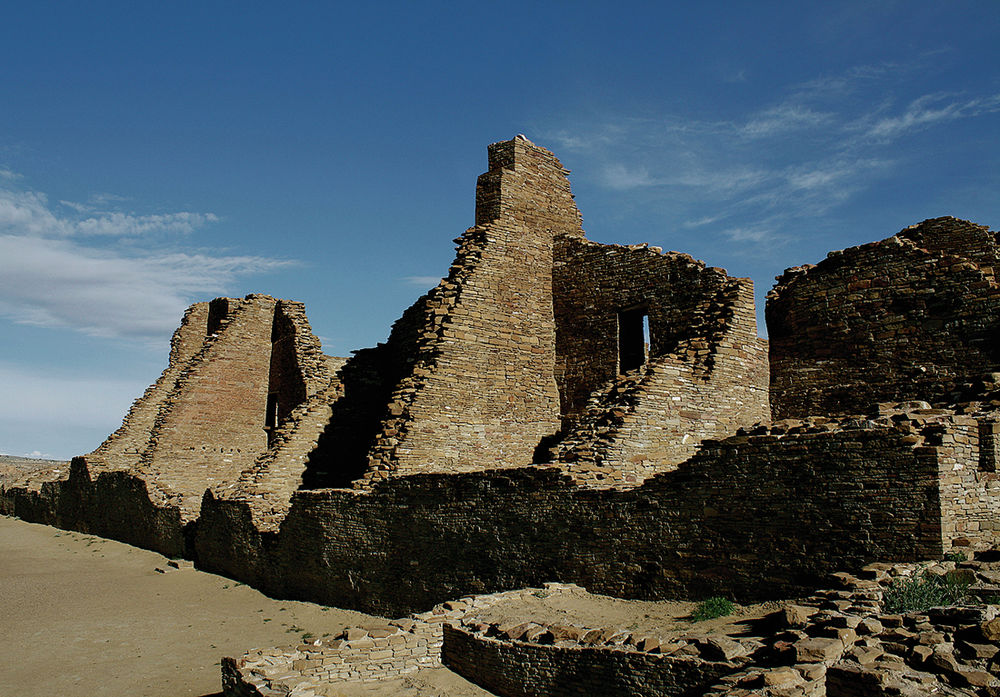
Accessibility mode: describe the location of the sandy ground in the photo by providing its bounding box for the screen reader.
[469,585,786,641]
[0,516,493,697]
[0,454,66,486]
[0,512,785,697]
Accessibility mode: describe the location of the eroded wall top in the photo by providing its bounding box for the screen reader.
[768,216,1000,419]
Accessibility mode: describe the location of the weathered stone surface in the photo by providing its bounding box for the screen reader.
[769,216,1000,420]
[794,637,845,663]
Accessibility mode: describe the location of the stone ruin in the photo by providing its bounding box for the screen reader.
[3,136,1000,695]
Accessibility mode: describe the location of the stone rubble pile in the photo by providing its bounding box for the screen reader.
[709,555,1000,697]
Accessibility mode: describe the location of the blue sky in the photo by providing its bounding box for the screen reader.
[1,1,997,459]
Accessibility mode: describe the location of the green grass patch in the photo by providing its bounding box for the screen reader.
[882,571,971,614]
[692,596,734,622]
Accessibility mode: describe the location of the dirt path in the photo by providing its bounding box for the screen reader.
[0,516,386,697]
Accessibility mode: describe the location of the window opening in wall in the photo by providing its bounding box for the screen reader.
[980,419,999,472]
[618,305,650,373]
[264,393,279,445]
[206,298,229,336]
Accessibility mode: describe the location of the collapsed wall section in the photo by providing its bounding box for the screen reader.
[137,295,278,515]
[9,294,336,546]
[302,136,581,486]
[548,238,769,479]
[87,301,212,473]
[768,217,1000,419]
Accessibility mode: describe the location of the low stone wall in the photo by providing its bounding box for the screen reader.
[7,407,998,617]
[224,557,1000,697]
[221,586,560,696]
[198,407,997,616]
[0,457,187,558]
[442,624,738,697]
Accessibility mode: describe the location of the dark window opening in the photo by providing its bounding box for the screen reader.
[264,393,279,445]
[207,298,229,336]
[619,306,650,373]
[980,420,999,472]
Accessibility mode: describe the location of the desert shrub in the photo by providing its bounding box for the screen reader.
[692,596,735,622]
[944,550,967,562]
[882,571,971,614]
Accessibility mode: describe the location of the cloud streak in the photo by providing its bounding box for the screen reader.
[544,62,999,246]
[0,179,292,340]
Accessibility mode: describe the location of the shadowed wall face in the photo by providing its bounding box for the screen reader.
[768,217,1000,419]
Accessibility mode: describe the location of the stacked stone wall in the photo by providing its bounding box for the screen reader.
[0,457,187,557]
[194,410,991,617]
[550,239,769,478]
[301,136,581,486]
[136,295,278,517]
[442,624,735,697]
[363,136,580,478]
[934,417,1000,546]
[768,217,1000,419]
[87,302,211,473]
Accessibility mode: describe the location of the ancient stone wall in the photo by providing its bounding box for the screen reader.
[933,416,1000,546]
[82,294,335,521]
[363,136,580,479]
[301,136,580,486]
[768,217,1000,419]
[192,408,994,617]
[442,624,735,697]
[138,295,277,516]
[549,238,769,479]
[0,457,187,557]
[87,301,211,473]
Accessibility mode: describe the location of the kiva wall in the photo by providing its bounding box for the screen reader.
[442,624,735,697]
[768,217,1000,419]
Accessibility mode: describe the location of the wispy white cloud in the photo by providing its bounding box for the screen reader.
[0,187,219,238]
[75,210,220,236]
[0,234,291,338]
[683,214,723,229]
[0,167,22,181]
[0,176,291,340]
[402,275,442,287]
[861,93,1000,141]
[602,163,658,190]
[543,60,999,246]
[721,224,776,243]
[741,105,832,138]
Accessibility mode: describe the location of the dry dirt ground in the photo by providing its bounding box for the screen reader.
[468,585,785,639]
[0,512,785,697]
[0,454,67,487]
[0,516,491,697]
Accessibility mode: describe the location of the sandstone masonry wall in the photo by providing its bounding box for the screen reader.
[443,624,735,697]
[549,238,769,480]
[87,301,211,473]
[18,294,337,533]
[301,136,580,486]
[768,217,1000,419]
[139,295,277,517]
[363,136,580,478]
[193,407,995,617]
